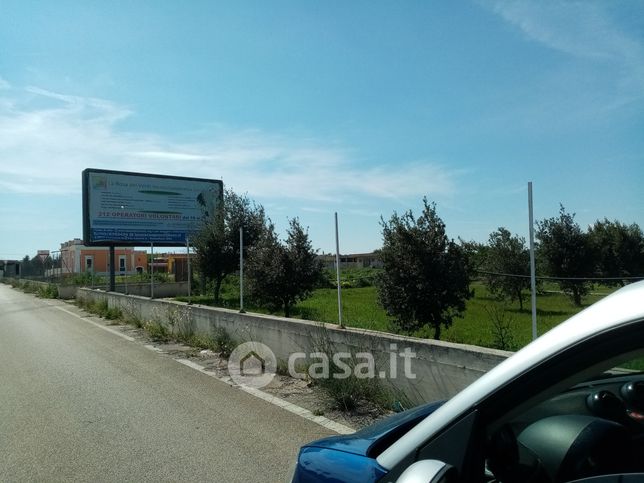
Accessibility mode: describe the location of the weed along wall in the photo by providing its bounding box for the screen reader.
[77,288,511,403]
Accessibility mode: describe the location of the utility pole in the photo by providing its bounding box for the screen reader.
[186,236,192,304]
[335,212,344,329]
[528,182,537,340]
[239,227,245,313]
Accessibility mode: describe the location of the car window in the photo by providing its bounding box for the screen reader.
[485,350,644,483]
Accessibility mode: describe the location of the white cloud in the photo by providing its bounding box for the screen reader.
[0,76,10,90]
[491,2,634,59]
[0,86,458,204]
[130,151,212,162]
[487,1,644,100]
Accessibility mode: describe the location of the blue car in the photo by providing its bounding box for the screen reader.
[292,281,644,483]
[293,400,444,482]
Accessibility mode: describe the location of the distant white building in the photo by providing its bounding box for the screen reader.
[318,251,382,270]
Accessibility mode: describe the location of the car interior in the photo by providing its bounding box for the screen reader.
[485,353,644,483]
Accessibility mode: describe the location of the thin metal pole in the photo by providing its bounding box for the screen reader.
[186,236,192,304]
[335,212,344,328]
[109,246,115,291]
[528,182,538,340]
[239,226,245,313]
[150,242,154,299]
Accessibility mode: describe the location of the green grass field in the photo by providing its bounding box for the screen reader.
[294,282,616,349]
[178,276,617,350]
[440,282,614,349]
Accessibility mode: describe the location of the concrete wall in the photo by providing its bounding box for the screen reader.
[9,279,188,299]
[58,285,77,299]
[7,279,77,299]
[70,282,189,298]
[77,288,511,404]
[109,281,190,298]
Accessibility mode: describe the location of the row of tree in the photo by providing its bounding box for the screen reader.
[468,205,644,308]
[17,254,55,277]
[367,201,643,340]
[193,191,643,341]
[193,190,324,318]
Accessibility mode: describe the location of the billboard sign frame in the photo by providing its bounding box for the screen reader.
[82,168,223,247]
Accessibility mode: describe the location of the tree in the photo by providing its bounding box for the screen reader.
[193,189,267,304]
[458,238,488,276]
[588,219,644,286]
[536,205,594,306]
[483,227,531,310]
[19,255,50,277]
[21,256,34,277]
[246,218,324,317]
[377,198,472,340]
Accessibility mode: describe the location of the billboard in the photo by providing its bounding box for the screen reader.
[82,169,222,246]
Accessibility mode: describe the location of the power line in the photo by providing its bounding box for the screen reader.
[476,269,644,282]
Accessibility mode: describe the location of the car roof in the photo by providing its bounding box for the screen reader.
[377,280,644,470]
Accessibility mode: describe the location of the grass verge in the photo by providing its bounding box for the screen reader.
[75,297,236,356]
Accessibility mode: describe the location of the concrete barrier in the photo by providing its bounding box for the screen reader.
[77,288,511,403]
[5,279,77,299]
[9,279,189,299]
[109,281,190,298]
[66,281,189,298]
[58,285,77,299]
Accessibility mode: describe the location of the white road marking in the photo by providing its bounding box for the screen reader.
[51,301,355,436]
[174,358,355,435]
[52,305,135,342]
[144,345,165,353]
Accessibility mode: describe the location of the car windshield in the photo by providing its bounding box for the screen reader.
[1,2,642,482]
[485,344,644,483]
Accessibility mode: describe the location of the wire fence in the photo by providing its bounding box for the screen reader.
[476,270,644,283]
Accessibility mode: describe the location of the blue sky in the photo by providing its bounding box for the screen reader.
[0,1,642,259]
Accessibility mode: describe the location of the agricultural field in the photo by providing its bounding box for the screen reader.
[294,282,615,350]
[178,271,618,351]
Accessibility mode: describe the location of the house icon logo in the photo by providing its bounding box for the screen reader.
[228,341,276,389]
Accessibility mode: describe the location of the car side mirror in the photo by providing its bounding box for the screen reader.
[395,460,456,483]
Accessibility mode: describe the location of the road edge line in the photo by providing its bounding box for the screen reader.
[52,305,135,342]
[174,358,355,435]
[50,302,355,436]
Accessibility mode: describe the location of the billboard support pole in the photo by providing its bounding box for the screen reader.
[124,254,128,294]
[186,236,192,305]
[109,246,115,292]
[150,242,154,299]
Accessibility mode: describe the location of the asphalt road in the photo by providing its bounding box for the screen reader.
[0,284,333,482]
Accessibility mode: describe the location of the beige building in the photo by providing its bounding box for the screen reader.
[319,251,382,270]
[59,238,148,276]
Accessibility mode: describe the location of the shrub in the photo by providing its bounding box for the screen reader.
[36,284,59,299]
[212,327,235,358]
[145,322,170,342]
[309,327,401,412]
[485,304,517,351]
[22,281,38,293]
[121,304,143,328]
